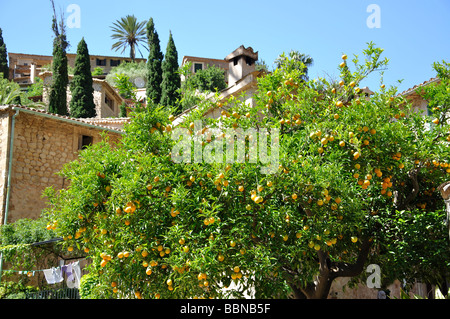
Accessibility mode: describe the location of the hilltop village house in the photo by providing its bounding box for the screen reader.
[0,105,123,225]
[174,46,264,126]
[0,45,444,299]
[39,71,125,119]
[8,52,146,86]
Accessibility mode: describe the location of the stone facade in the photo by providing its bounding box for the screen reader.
[8,52,146,85]
[329,277,428,299]
[181,56,230,85]
[225,46,259,86]
[0,105,123,225]
[39,71,124,119]
[181,45,259,88]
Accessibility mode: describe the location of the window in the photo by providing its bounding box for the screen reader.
[245,57,253,66]
[96,58,107,66]
[79,135,93,150]
[426,103,432,116]
[194,63,203,73]
[110,59,121,67]
[105,94,114,110]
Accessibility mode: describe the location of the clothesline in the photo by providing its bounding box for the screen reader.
[3,258,86,274]
[4,259,85,287]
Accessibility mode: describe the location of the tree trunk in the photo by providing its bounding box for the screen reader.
[292,237,373,299]
[289,284,307,299]
[426,283,434,299]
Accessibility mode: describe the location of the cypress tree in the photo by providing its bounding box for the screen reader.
[0,28,9,79]
[48,6,69,116]
[161,31,181,111]
[70,38,96,118]
[48,42,69,115]
[145,18,163,105]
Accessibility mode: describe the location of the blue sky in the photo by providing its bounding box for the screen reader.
[1,0,449,93]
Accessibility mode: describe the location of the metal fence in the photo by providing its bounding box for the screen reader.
[26,288,80,299]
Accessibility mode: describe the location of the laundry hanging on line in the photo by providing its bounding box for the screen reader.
[43,261,82,286]
[61,263,73,281]
[18,270,36,277]
[66,261,81,288]
[43,267,63,284]
[8,259,84,287]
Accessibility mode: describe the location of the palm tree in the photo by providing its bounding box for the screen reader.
[110,15,148,61]
[274,50,314,81]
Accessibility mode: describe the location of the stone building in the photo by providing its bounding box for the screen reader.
[181,55,230,86]
[0,105,123,225]
[39,71,124,118]
[225,45,259,86]
[174,46,263,126]
[398,77,441,115]
[181,45,259,89]
[8,52,146,85]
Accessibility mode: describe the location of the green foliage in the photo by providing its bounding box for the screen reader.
[0,218,55,246]
[43,43,450,299]
[255,60,270,72]
[184,65,227,93]
[274,50,313,80]
[0,218,61,286]
[106,61,147,88]
[0,281,38,299]
[79,272,111,299]
[26,77,44,97]
[375,209,450,289]
[92,67,104,76]
[48,8,69,116]
[0,28,9,79]
[146,18,163,105]
[0,75,44,107]
[70,38,96,118]
[177,62,201,112]
[119,102,128,117]
[113,73,136,99]
[418,60,450,127]
[0,75,22,104]
[161,32,181,111]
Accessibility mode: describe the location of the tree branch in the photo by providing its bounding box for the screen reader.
[396,168,420,210]
[329,237,373,279]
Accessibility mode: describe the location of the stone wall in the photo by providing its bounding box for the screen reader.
[40,72,122,119]
[330,277,428,299]
[3,109,122,223]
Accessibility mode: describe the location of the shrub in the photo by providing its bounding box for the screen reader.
[106,61,147,88]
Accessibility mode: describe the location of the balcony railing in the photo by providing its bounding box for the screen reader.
[26,287,80,299]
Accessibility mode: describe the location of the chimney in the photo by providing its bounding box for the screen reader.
[225,45,258,85]
[30,63,36,84]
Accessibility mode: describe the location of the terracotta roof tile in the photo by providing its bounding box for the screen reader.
[398,77,440,96]
[2,105,126,133]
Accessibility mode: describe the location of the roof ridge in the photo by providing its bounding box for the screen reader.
[399,77,440,96]
[4,105,125,132]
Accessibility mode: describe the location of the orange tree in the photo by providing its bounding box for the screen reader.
[43,43,450,299]
[372,60,450,296]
